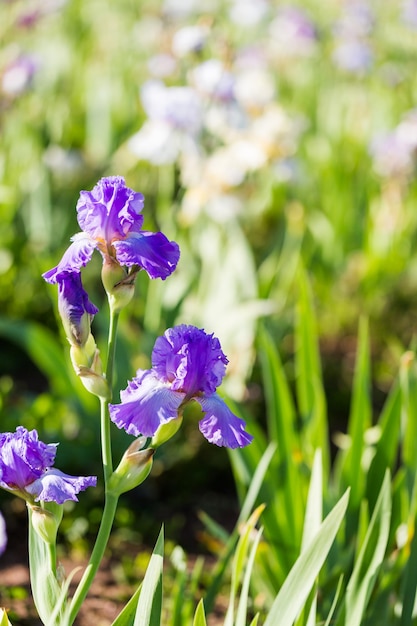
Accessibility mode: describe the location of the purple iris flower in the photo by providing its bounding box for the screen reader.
[0,512,6,556]
[42,176,180,284]
[57,271,98,346]
[0,427,96,504]
[109,325,253,449]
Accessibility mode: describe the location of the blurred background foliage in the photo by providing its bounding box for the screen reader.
[1,0,417,551]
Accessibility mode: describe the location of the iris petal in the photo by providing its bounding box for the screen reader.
[109,370,185,437]
[76,176,145,241]
[26,468,97,504]
[43,233,97,283]
[196,394,253,449]
[113,231,180,279]
[0,427,57,490]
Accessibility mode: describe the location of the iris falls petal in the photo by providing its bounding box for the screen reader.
[113,231,180,279]
[109,371,185,437]
[196,394,253,448]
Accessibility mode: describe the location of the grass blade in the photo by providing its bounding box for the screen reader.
[263,489,350,626]
[134,527,164,626]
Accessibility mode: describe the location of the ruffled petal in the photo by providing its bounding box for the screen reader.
[26,468,97,504]
[43,233,97,283]
[76,176,145,241]
[196,394,253,448]
[152,325,227,394]
[0,427,57,490]
[109,370,185,437]
[113,231,180,279]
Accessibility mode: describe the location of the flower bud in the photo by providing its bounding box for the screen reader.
[109,438,154,495]
[29,501,63,545]
[70,338,109,399]
[101,257,137,314]
[150,416,183,448]
[57,272,98,348]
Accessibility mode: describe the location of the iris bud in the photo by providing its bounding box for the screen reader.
[109,438,154,495]
[101,257,136,314]
[29,501,63,545]
[70,336,109,399]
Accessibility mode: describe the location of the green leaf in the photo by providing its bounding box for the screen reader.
[400,512,417,626]
[192,600,207,626]
[263,489,350,626]
[28,506,69,625]
[225,505,264,626]
[0,608,12,625]
[111,585,142,626]
[204,443,275,614]
[296,450,323,626]
[258,326,303,538]
[366,378,401,510]
[295,268,329,473]
[400,352,417,475]
[0,317,75,398]
[337,317,372,510]
[134,527,164,626]
[344,470,392,626]
[235,525,263,626]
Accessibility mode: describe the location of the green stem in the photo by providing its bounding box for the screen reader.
[68,305,121,624]
[100,396,113,484]
[106,308,120,398]
[68,491,119,625]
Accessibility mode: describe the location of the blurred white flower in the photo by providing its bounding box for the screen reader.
[269,6,317,59]
[234,68,276,112]
[128,81,203,165]
[332,39,373,74]
[190,59,235,102]
[370,132,415,178]
[228,0,269,26]
[147,53,177,78]
[1,54,38,96]
[172,24,209,57]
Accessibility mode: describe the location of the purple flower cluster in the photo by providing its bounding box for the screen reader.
[0,427,96,504]
[109,325,253,449]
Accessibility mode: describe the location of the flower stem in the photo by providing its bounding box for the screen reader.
[101,307,119,483]
[68,306,121,623]
[106,308,120,398]
[67,491,119,625]
[100,396,113,484]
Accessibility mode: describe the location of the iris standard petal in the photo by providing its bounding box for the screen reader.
[196,394,253,448]
[43,233,97,283]
[152,325,227,394]
[76,176,145,241]
[26,468,97,504]
[113,230,180,279]
[109,370,185,437]
[0,427,57,490]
